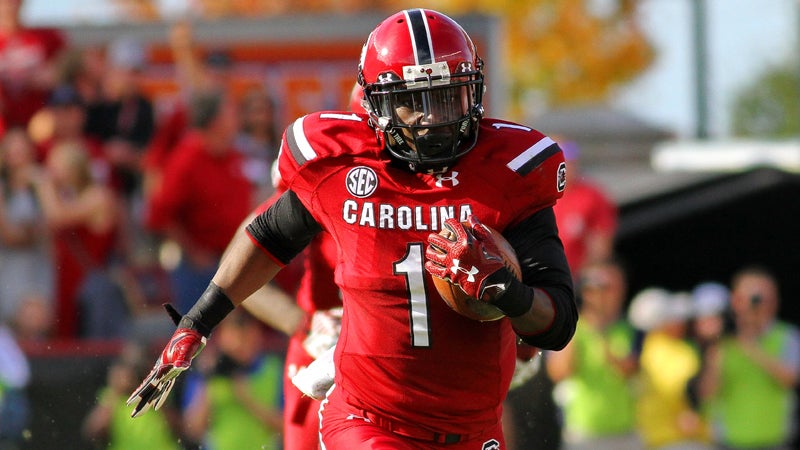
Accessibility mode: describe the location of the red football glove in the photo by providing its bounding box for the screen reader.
[425,216,506,302]
[127,324,206,417]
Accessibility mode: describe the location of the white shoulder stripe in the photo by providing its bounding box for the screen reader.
[492,123,532,132]
[507,137,555,171]
[319,113,363,121]
[292,116,317,161]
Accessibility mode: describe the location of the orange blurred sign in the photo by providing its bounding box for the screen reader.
[140,41,363,129]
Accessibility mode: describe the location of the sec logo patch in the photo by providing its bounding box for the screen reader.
[557,162,567,192]
[346,166,378,198]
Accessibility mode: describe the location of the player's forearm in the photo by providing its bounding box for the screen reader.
[500,208,577,349]
[212,230,283,305]
[510,286,576,350]
[177,231,283,337]
[508,287,555,332]
[241,283,305,336]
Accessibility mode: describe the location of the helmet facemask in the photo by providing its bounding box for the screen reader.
[364,60,484,173]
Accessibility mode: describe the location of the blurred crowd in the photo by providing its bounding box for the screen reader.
[522,261,800,450]
[505,141,799,450]
[0,4,288,341]
[0,1,797,449]
[0,1,289,447]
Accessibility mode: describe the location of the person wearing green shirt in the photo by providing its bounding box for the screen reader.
[698,265,800,450]
[83,344,181,450]
[183,308,284,450]
[548,259,642,450]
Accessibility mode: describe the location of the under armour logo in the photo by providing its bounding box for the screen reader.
[377,73,400,83]
[482,439,500,450]
[435,171,459,187]
[450,259,479,282]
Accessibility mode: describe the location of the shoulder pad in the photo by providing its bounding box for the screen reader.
[480,119,562,177]
[474,119,567,217]
[281,111,371,167]
[278,111,376,190]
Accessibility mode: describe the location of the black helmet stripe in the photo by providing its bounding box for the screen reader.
[405,9,433,65]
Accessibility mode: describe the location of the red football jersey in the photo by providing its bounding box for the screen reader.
[278,111,565,434]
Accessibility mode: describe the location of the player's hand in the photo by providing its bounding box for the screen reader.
[303,307,343,359]
[126,305,206,417]
[425,216,506,302]
[292,345,336,400]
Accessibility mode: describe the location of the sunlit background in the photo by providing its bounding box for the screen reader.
[2,1,799,449]
[21,0,800,139]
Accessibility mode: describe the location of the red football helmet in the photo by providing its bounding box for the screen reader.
[358,9,484,172]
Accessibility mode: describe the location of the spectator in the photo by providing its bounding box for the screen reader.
[82,342,182,450]
[0,128,54,340]
[686,282,730,415]
[690,282,731,351]
[235,87,281,204]
[141,21,234,198]
[547,258,641,450]
[0,0,66,128]
[34,141,123,338]
[36,85,110,185]
[552,139,618,277]
[94,36,155,200]
[629,288,712,449]
[699,265,800,449]
[0,322,30,450]
[182,308,284,450]
[145,89,252,315]
[116,244,177,347]
[56,46,107,131]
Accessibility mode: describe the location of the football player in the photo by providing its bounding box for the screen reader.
[128,9,577,449]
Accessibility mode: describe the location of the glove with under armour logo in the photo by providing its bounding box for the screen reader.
[127,282,234,417]
[425,216,507,302]
[126,311,206,417]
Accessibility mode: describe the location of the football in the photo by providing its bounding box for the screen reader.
[431,223,522,321]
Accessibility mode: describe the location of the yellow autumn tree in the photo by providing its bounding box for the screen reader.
[413,0,653,116]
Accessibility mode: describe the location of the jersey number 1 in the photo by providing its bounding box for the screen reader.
[393,243,431,347]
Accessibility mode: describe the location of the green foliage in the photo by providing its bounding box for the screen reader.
[731,64,800,138]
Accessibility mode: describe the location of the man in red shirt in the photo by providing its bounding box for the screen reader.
[552,140,618,277]
[145,90,252,314]
[0,0,66,128]
[130,9,577,449]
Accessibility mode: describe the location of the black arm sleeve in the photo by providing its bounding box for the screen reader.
[245,189,322,265]
[503,207,578,350]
